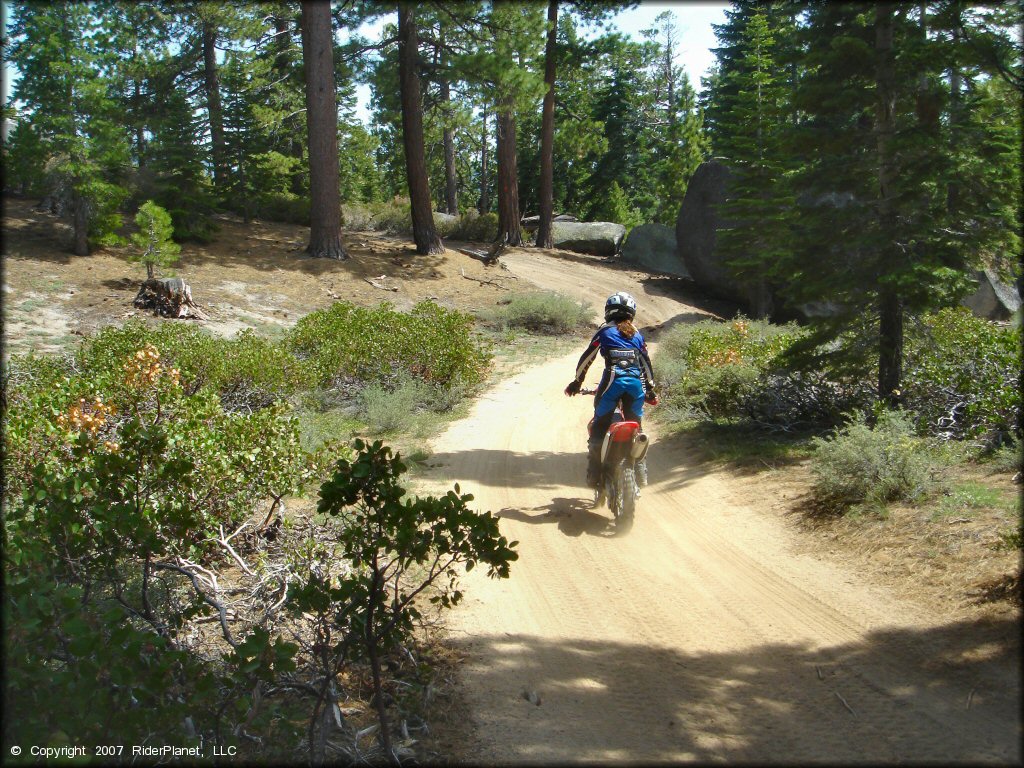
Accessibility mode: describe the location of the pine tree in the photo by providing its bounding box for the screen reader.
[130,200,180,280]
[642,11,709,226]
[300,0,347,259]
[7,0,131,255]
[397,2,443,254]
[779,3,1017,404]
[713,12,795,318]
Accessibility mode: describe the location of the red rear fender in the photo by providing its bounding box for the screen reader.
[607,421,640,443]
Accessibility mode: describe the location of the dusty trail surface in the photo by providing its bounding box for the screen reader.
[419,251,1020,764]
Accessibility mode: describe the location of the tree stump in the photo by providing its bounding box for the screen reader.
[133,277,208,319]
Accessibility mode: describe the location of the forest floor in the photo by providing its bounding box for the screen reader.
[2,195,1020,762]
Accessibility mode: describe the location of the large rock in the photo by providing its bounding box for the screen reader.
[521,213,578,232]
[961,269,1021,321]
[675,160,772,315]
[621,223,689,278]
[551,221,626,256]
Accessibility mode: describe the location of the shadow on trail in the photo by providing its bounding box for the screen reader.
[427,448,585,490]
[178,226,451,281]
[450,616,1021,764]
[497,498,616,539]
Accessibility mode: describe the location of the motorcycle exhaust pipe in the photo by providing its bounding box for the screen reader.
[630,433,649,460]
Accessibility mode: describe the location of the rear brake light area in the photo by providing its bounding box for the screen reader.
[607,421,640,443]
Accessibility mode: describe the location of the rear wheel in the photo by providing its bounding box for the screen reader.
[618,465,637,526]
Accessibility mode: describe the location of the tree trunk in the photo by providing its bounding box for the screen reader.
[440,28,458,215]
[300,1,348,259]
[947,14,962,213]
[535,0,558,249]
[479,109,490,214]
[134,277,208,319]
[275,12,306,197]
[874,3,901,407]
[202,19,228,190]
[71,186,89,256]
[398,3,444,255]
[133,78,146,166]
[495,98,522,246]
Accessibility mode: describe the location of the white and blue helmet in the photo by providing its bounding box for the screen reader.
[604,291,637,323]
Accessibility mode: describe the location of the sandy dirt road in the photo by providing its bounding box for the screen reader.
[420,251,1020,764]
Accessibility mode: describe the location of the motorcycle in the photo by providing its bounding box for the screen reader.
[580,388,651,527]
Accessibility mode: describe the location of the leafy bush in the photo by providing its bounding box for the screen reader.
[84,178,130,249]
[449,210,499,242]
[78,320,314,411]
[810,410,938,514]
[3,341,318,751]
[488,291,592,334]
[358,374,470,435]
[292,439,517,755]
[287,300,492,390]
[659,316,807,420]
[433,211,460,238]
[902,307,1021,445]
[341,197,415,234]
[255,191,311,225]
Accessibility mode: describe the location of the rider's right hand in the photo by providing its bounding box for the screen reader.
[564,380,582,396]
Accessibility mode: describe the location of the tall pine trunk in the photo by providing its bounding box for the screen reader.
[300,1,347,259]
[398,4,443,255]
[495,98,522,246]
[274,12,306,197]
[202,20,227,191]
[535,0,558,249]
[874,3,902,408]
[440,28,458,215]
[478,109,490,214]
[72,187,89,256]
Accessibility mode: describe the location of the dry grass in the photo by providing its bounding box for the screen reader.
[750,460,1023,621]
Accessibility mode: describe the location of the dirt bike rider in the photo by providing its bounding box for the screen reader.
[564,291,657,489]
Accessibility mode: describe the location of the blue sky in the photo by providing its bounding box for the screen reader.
[348,1,729,122]
[3,1,730,117]
[608,1,728,86]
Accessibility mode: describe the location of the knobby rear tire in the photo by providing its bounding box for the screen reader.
[619,465,637,524]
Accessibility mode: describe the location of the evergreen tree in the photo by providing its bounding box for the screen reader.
[397,2,443,254]
[780,3,1015,404]
[7,0,131,255]
[130,200,181,280]
[300,0,347,259]
[642,11,709,226]
[2,119,48,196]
[713,11,794,318]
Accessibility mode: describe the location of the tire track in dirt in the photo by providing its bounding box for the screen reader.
[417,253,1020,764]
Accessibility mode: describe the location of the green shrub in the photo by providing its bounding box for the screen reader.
[342,202,376,231]
[168,206,218,243]
[296,438,517,755]
[659,316,807,420]
[287,300,492,389]
[488,291,591,334]
[255,191,311,225]
[78,320,314,410]
[449,210,499,242]
[2,339,315,750]
[433,211,460,238]
[811,410,938,514]
[902,307,1021,445]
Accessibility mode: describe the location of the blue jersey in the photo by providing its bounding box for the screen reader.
[572,323,654,387]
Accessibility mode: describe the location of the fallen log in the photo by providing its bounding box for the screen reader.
[133,277,208,319]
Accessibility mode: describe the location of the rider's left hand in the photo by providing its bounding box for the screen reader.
[564,380,582,396]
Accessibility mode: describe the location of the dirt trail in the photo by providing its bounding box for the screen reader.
[420,251,1021,764]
